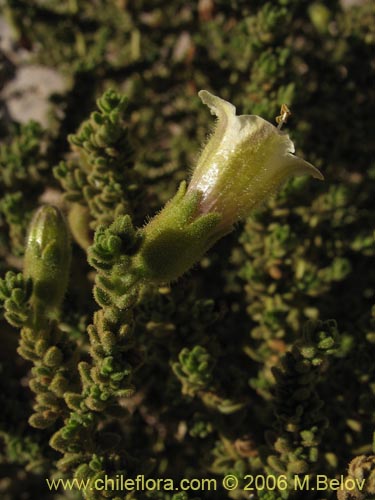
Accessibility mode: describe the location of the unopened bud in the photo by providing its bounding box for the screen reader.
[24,205,71,324]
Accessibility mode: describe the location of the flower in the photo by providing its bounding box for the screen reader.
[187,90,323,231]
[135,91,323,283]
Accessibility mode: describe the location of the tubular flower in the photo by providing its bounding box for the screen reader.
[135,91,323,283]
[187,90,323,231]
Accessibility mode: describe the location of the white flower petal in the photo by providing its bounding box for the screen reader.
[188,90,323,230]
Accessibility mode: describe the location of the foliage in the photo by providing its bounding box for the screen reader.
[0,1,374,500]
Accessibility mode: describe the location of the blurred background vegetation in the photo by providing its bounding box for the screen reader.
[0,0,374,499]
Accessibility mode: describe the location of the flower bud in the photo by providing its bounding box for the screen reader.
[24,205,71,323]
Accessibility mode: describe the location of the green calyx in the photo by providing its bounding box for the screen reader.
[134,181,223,283]
[24,205,71,324]
[88,182,223,310]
